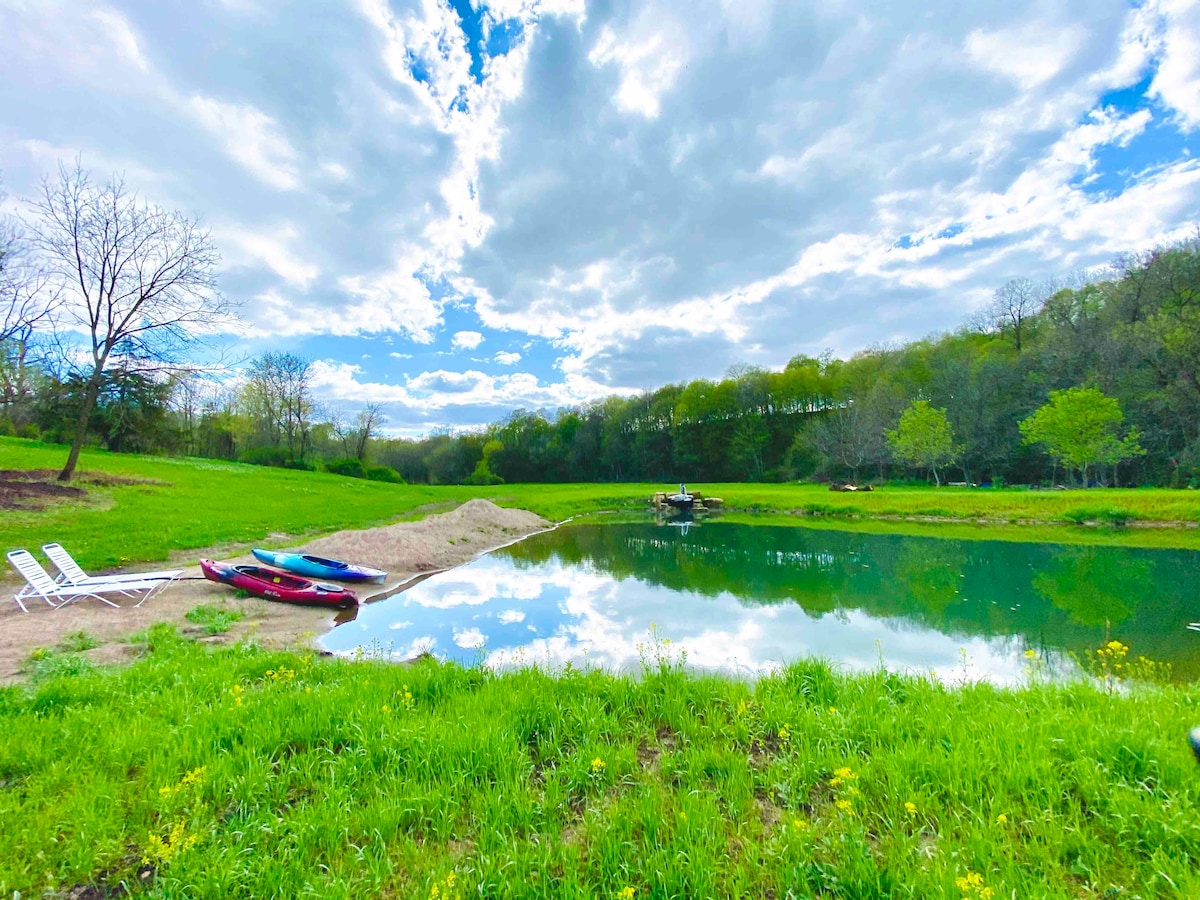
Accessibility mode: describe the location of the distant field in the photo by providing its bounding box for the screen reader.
[4,437,1200,569]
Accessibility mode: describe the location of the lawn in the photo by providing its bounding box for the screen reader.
[1,629,1197,899]
[4,437,1200,571]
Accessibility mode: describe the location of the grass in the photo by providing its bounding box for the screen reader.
[5,437,1200,571]
[0,628,1197,898]
[184,603,245,635]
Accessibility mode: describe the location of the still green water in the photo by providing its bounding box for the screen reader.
[323,521,1200,682]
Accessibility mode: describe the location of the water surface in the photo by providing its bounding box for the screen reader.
[321,522,1200,683]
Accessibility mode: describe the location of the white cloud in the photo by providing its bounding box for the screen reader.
[1148,0,1200,130]
[497,609,526,624]
[964,22,1086,89]
[187,94,301,190]
[494,350,522,365]
[588,20,688,118]
[453,627,487,649]
[307,360,616,417]
[214,222,319,289]
[90,8,150,74]
[451,330,484,350]
[335,252,444,341]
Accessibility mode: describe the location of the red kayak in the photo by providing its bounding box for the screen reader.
[200,559,358,609]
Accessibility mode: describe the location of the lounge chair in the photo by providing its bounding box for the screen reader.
[42,543,183,588]
[7,550,174,612]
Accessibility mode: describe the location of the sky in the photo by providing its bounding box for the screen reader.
[1,0,1198,436]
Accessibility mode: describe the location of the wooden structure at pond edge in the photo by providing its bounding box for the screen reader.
[651,491,723,511]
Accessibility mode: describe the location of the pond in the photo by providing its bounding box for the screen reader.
[320,521,1200,683]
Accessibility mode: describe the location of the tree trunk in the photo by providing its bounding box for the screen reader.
[932,465,941,487]
[58,374,102,482]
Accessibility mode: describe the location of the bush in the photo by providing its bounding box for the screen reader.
[240,447,291,468]
[325,457,367,479]
[365,464,404,484]
[1061,506,1136,526]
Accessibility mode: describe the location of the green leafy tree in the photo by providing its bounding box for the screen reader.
[1019,386,1144,485]
[886,400,959,486]
[465,439,504,485]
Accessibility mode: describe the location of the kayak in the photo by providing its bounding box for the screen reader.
[200,559,358,609]
[251,549,387,584]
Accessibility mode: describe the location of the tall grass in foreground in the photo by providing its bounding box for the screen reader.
[1,630,1198,898]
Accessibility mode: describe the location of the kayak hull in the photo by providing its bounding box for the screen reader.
[200,559,358,609]
[251,548,387,584]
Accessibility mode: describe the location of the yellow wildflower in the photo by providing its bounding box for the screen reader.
[832,766,858,780]
[791,817,808,830]
[1024,649,1036,658]
[835,799,852,812]
[828,706,837,714]
[996,813,1007,825]
[616,888,636,900]
[382,704,391,714]
[778,724,790,741]
[830,777,842,787]
[590,757,606,774]
[904,801,917,815]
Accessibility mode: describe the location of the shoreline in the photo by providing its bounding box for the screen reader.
[0,499,548,683]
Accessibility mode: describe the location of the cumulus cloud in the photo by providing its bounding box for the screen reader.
[451,330,484,350]
[3,0,1198,430]
[1147,0,1200,130]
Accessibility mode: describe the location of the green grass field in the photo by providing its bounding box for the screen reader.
[2,629,1197,899]
[5,437,1200,568]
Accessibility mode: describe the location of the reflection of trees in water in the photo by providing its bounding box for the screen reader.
[499,524,1199,679]
[1032,549,1151,626]
[895,541,967,613]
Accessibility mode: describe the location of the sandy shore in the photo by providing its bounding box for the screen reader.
[0,499,549,683]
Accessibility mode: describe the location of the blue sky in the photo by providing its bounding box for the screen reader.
[1,0,1198,436]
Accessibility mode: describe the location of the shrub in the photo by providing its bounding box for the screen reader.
[1061,506,1136,526]
[325,457,367,479]
[240,447,292,468]
[365,464,405,484]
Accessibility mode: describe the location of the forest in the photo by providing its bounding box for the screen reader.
[2,167,1198,488]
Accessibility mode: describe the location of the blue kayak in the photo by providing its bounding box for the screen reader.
[251,549,387,584]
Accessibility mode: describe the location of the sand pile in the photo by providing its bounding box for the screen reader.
[301,499,548,589]
[0,499,549,682]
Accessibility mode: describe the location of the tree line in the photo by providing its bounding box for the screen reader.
[375,240,1198,488]
[2,163,1198,487]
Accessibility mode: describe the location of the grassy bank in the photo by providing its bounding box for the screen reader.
[5,438,1200,570]
[2,630,1197,898]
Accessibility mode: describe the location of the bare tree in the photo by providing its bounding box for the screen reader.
[246,352,314,464]
[26,161,229,480]
[353,403,385,461]
[990,278,1041,352]
[2,222,50,342]
[327,404,355,458]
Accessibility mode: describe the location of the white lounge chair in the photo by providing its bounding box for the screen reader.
[7,550,173,612]
[42,543,183,588]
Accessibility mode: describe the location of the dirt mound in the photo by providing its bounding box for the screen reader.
[302,499,548,578]
[0,475,86,511]
[0,469,168,511]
